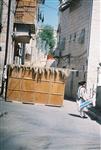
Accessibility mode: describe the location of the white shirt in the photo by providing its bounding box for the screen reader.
[78,86,88,100]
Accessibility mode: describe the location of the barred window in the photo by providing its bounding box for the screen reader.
[60,37,66,51]
[76,71,79,77]
[78,28,85,44]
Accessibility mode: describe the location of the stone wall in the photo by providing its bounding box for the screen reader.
[58,0,101,99]
[58,0,92,97]
[59,0,92,70]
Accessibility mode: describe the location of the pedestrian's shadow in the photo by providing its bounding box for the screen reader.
[68,113,87,119]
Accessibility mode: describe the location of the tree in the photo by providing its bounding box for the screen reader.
[38,25,55,52]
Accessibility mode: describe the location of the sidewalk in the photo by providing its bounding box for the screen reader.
[63,99,101,123]
[88,106,101,123]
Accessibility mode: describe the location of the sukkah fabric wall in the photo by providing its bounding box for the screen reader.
[6,65,69,106]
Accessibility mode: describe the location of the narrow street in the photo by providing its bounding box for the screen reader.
[0,0,101,149]
[0,99,100,150]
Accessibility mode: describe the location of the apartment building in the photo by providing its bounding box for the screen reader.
[57,0,101,100]
[0,0,45,89]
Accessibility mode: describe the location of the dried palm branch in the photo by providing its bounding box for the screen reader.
[54,68,58,80]
[8,65,13,77]
[32,67,36,80]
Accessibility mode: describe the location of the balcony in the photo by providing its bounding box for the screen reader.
[59,0,72,11]
[13,23,35,43]
[17,0,37,8]
[15,0,37,24]
[15,10,36,24]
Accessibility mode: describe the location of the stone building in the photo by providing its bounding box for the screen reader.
[13,0,45,65]
[0,0,15,66]
[0,0,16,87]
[56,0,101,99]
[0,0,45,90]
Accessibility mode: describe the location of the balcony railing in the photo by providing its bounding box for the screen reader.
[59,0,72,11]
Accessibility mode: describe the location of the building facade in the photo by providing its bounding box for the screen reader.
[0,0,45,90]
[57,0,101,100]
[13,0,45,65]
[0,0,16,87]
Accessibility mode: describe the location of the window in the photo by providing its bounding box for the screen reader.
[60,37,66,51]
[69,34,72,43]
[76,71,79,77]
[70,0,81,12]
[78,28,85,44]
[73,32,76,41]
[84,73,86,79]
[83,65,85,71]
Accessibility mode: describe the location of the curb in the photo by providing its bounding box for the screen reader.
[88,108,101,122]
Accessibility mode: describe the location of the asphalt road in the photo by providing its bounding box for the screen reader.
[0,99,101,150]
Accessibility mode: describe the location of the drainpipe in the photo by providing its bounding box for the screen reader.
[0,0,11,96]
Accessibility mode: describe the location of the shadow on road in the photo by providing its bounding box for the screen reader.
[68,113,87,119]
[68,112,101,124]
[64,97,76,102]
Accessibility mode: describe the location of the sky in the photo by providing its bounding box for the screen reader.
[41,0,59,29]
